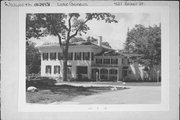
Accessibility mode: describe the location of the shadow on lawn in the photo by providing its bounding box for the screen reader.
[26,85,126,104]
[49,85,98,96]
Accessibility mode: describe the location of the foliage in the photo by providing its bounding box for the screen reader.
[26,13,117,81]
[26,13,117,41]
[124,24,161,81]
[26,76,57,88]
[125,24,161,67]
[26,41,41,74]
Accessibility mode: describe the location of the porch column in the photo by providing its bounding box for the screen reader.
[98,68,101,81]
[107,68,110,81]
[117,68,119,82]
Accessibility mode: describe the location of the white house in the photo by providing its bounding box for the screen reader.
[37,36,130,82]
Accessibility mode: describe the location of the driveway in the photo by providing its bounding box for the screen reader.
[61,86,161,104]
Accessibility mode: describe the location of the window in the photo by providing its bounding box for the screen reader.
[122,58,124,64]
[68,52,73,60]
[54,65,60,74]
[58,52,63,60]
[45,65,51,74]
[96,58,102,64]
[67,67,71,74]
[103,59,110,64]
[75,52,81,60]
[83,52,90,60]
[91,69,99,80]
[77,66,88,74]
[109,69,118,81]
[100,69,108,80]
[109,69,118,74]
[43,53,48,60]
[122,67,128,77]
[127,59,130,64]
[122,70,128,77]
[50,52,56,60]
[111,58,118,64]
[91,52,94,61]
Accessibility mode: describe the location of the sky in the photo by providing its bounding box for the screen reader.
[30,13,161,50]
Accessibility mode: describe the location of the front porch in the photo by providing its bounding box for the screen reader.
[91,67,120,82]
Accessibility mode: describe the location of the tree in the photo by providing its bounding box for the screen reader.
[26,13,117,81]
[124,24,161,81]
[26,41,41,75]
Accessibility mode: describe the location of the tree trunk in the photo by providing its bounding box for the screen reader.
[62,42,70,82]
[63,57,68,81]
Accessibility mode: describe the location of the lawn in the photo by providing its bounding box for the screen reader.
[56,81,161,86]
[26,85,125,104]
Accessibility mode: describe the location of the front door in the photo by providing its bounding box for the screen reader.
[91,68,99,81]
[76,66,88,80]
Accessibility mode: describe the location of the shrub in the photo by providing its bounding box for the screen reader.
[26,76,57,88]
[69,77,77,82]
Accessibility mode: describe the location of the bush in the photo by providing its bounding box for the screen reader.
[69,77,77,82]
[26,76,57,88]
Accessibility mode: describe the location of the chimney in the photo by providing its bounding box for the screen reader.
[98,36,102,46]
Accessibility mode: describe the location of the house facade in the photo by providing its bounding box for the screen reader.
[37,37,130,82]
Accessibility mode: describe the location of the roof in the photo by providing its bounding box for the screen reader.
[38,38,112,50]
[121,53,143,58]
[95,50,144,58]
[95,50,124,56]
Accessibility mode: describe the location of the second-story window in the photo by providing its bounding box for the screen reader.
[91,52,94,61]
[103,59,110,64]
[96,58,102,64]
[68,52,73,60]
[83,52,90,60]
[58,52,63,60]
[111,58,118,64]
[50,52,56,60]
[75,52,81,60]
[122,58,124,64]
[43,53,48,60]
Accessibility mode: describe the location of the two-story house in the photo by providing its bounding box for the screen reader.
[37,36,129,82]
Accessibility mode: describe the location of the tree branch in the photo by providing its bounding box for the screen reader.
[67,16,73,39]
[51,22,62,46]
[69,18,90,40]
[57,33,62,46]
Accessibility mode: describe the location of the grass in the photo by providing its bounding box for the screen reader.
[58,81,161,86]
[26,85,125,104]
